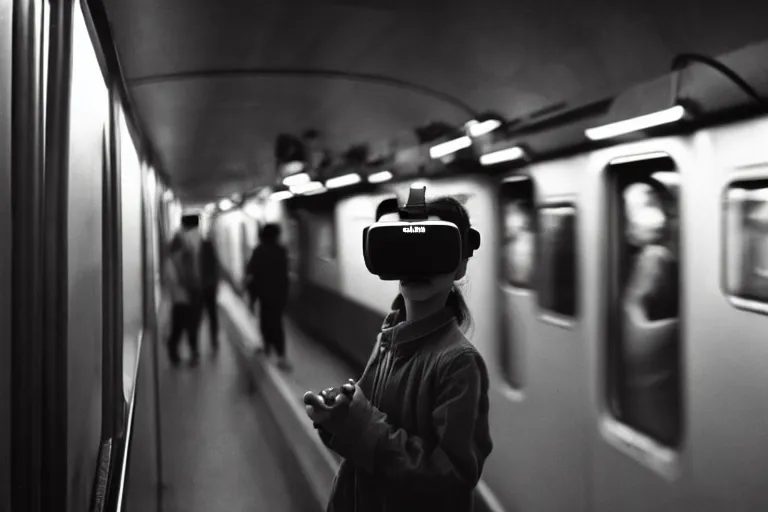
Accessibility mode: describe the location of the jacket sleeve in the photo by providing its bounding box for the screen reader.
[322,348,491,493]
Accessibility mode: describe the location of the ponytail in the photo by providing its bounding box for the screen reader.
[447,285,474,335]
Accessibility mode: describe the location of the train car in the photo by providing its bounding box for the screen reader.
[2,1,173,510]
[211,37,768,512]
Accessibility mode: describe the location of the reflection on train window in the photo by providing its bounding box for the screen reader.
[316,214,337,261]
[538,205,577,317]
[608,157,682,448]
[724,180,768,303]
[499,177,535,288]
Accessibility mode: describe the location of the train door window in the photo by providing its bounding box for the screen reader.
[537,203,577,319]
[498,176,536,389]
[606,155,682,448]
[500,177,536,289]
[723,179,768,308]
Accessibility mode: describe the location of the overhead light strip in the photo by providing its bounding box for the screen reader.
[466,119,502,137]
[326,173,361,189]
[269,190,294,201]
[290,181,325,195]
[429,136,472,159]
[480,146,525,166]
[585,105,686,141]
[282,172,310,187]
[367,170,393,183]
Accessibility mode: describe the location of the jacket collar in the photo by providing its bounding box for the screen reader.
[379,294,456,345]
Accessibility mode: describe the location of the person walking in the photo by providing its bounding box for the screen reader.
[245,223,291,371]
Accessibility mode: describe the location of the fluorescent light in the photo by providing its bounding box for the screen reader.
[269,190,294,201]
[304,187,327,196]
[585,105,686,141]
[290,181,325,195]
[283,161,305,174]
[479,146,525,166]
[283,172,310,187]
[218,198,234,211]
[466,119,502,137]
[204,203,216,213]
[326,173,361,189]
[429,136,472,159]
[610,151,670,165]
[368,170,393,184]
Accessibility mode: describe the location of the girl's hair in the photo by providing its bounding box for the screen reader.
[428,196,475,334]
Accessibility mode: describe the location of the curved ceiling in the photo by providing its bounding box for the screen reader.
[102,0,768,203]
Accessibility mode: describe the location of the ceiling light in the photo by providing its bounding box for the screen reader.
[429,136,472,159]
[466,119,502,137]
[290,181,325,195]
[585,105,687,141]
[218,198,234,211]
[282,172,310,187]
[269,190,293,201]
[368,170,393,184]
[479,146,526,166]
[326,173,362,189]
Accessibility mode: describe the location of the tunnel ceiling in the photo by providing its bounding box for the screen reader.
[102,0,768,203]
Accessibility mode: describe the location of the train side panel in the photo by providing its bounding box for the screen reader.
[685,116,768,511]
[66,3,110,509]
[487,157,591,512]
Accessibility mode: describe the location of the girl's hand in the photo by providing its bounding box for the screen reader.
[303,381,356,424]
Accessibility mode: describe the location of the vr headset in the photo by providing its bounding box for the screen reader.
[362,185,481,281]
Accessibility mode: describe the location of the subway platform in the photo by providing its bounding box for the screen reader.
[123,283,359,512]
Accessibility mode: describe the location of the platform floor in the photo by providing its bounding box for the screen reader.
[219,285,360,413]
[151,313,318,512]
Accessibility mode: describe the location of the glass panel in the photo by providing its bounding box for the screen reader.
[538,205,577,317]
[724,180,768,303]
[608,159,682,447]
[500,178,536,288]
[497,176,535,389]
[119,108,144,401]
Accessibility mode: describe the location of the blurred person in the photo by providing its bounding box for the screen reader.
[303,196,493,512]
[166,217,204,366]
[621,179,680,444]
[200,223,222,353]
[503,200,535,286]
[245,223,291,370]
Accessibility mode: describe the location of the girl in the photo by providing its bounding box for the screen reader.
[304,196,493,512]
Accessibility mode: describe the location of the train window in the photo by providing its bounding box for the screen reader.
[606,156,682,448]
[499,177,536,289]
[119,109,144,402]
[537,204,577,318]
[723,179,768,305]
[317,214,337,261]
[498,176,535,390]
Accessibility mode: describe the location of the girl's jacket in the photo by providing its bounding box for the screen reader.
[315,297,493,512]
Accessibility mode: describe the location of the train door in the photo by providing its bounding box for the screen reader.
[590,145,691,511]
[684,118,768,511]
[489,163,589,512]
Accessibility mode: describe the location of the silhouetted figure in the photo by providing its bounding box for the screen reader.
[245,223,291,370]
[166,221,203,366]
[200,233,221,352]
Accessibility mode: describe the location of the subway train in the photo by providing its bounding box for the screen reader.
[210,42,768,512]
[4,0,768,511]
